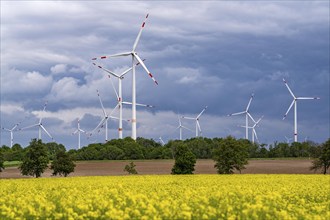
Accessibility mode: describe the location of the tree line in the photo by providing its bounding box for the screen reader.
[0,137,326,161]
[1,137,329,175]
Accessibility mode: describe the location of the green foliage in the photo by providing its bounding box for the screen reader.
[124,162,138,174]
[171,142,196,174]
[310,138,330,174]
[19,139,49,178]
[50,151,76,177]
[212,136,249,174]
[46,142,66,160]
[0,152,4,172]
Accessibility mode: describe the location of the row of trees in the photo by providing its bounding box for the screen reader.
[1,137,329,175]
[1,137,323,162]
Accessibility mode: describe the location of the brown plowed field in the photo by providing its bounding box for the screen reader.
[0,159,318,179]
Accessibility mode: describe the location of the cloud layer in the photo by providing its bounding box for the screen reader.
[1,1,329,148]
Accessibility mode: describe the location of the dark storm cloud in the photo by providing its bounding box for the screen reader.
[1,1,329,148]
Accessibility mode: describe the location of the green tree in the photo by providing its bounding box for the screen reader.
[50,150,76,177]
[19,139,49,178]
[310,139,330,174]
[46,142,66,160]
[171,142,196,174]
[212,136,249,174]
[0,152,4,172]
[124,162,138,174]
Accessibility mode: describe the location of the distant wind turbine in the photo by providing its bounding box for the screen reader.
[2,122,21,148]
[182,106,208,137]
[282,78,320,142]
[174,115,193,140]
[241,115,263,143]
[72,118,86,149]
[92,13,158,140]
[284,136,292,144]
[19,101,53,141]
[228,94,254,140]
[158,137,165,146]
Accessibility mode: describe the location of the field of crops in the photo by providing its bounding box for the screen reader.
[1,175,329,219]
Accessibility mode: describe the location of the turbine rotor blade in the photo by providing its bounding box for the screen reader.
[92,63,120,78]
[96,90,107,117]
[297,97,320,100]
[246,94,254,111]
[228,111,246,116]
[39,101,48,124]
[107,75,119,100]
[182,126,194,132]
[283,78,296,99]
[19,124,39,130]
[283,99,295,120]
[133,53,158,85]
[40,124,53,140]
[132,13,149,52]
[92,52,132,60]
[197,106,208,118]
[181,116,195,120]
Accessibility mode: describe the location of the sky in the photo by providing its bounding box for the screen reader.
[1,1,329,149]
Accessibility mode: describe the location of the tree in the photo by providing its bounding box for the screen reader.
[46,142,66,160]
[19,139,49,178]
[0,152,4,172]
[171,142,196,174]
[310,139,330,174]
[50,150,76,177]
[124,162,138,174]
[212,136,249,174]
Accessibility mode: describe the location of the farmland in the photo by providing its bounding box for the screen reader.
[1,174,329,219]
[0,159,317,178]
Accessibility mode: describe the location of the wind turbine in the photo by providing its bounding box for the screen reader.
[92,13,158,140]
[174,115,193,140]
[72,118,86,149]
[228,94,254,140]
[19,102,53,141]
[284,136,292,144]
[282,78,320,142]
[89,90,118,142]
[2,122,21,148]
[92,60,153,139]
[182,106,208,137]
[241,115,263,143]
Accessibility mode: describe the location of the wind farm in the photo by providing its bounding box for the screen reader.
[1,3,328,150]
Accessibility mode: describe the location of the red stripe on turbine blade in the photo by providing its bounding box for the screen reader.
[155,81,158,85]
[101,56,107,59]
[142,22,145,28]
[148,73,153,78]
[146,14,149,18]
[92,58,97,60]
[98,66,102,69]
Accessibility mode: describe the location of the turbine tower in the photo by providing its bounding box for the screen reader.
[72,118,85,149]
[282,78,320,142]
[19,101,53,141]
[182,106,208,137]
[92,14,158,140]
[228,94,254,140]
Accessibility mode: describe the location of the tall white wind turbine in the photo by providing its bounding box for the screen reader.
[2,122,21,148]
[92,14,158,140]
[174,115,193,140]
[72,118,86,149]
[19,102,53,141]
[228,94,254,139]
[282,78,320,142]
[182,106,208,137]
[93,60,153,139]
[158,137,165,146]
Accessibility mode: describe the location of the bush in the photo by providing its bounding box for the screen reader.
[310,139,330,174]
[124,162,138,174]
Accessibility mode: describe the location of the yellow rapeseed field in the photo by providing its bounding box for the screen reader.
[1,175,329,219]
